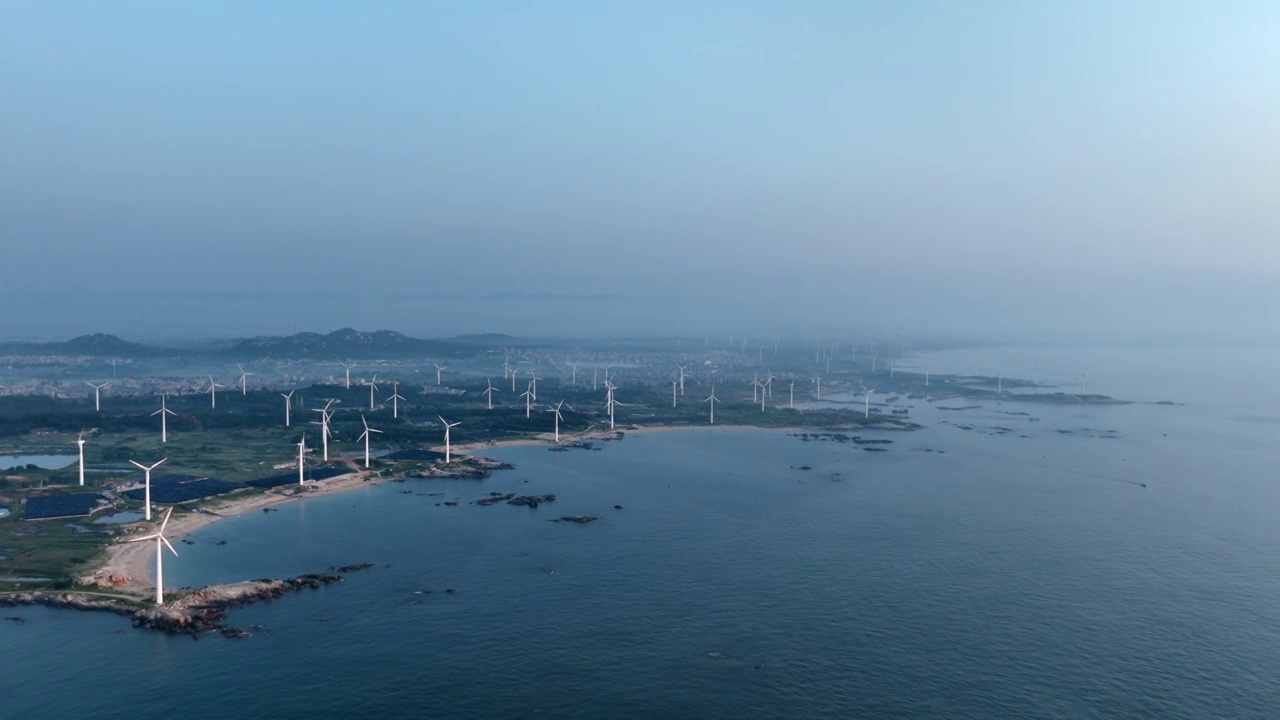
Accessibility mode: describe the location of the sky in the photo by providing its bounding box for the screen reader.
[1,1,1277,341]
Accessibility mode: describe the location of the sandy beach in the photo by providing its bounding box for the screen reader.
[91,468,377,591]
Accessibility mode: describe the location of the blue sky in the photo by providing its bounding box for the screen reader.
[1,1,1277,338]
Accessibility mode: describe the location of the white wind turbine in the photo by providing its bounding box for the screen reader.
[502,355,512,380]
[86,382,108,412]
[569,362,579,385]
[310,400,335,461]
[521,384,535,418]
[434,363,447,386]
[483,378,498,409]
[676,365,689,396]
[341,362,357,389]
[815,375,822,400]
[206,375,225,409]
[129,457,167,520]
[77,431,86,486]
[237,364,254,395]
[366,374,379,410]
[358,414,382,469]
[388,382,405,419]
[438,416,461,463]
[281,389,295,427]
[152,394,176,443]
[860,385,876,419]
[126,507,178,606]
[592,367,598,392]
[297,434,307,485]
[705,385,719,424]
[529,371,542,399]
[789,380,795,409]
[672,381,678,408]
[548,400,565,443]
[511,367,519,393]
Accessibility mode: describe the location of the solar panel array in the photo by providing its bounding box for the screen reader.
[246,466,348,489]
[25,493,109,520]
[122,474,241,504]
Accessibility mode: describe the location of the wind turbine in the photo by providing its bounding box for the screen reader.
[672,381,678,408]
[705,385,719,424]
[434,363,447,386]
[548,400,565,443]
[569,362,579,385]
[751,375,762,404]
[439,416,461,463]
[77,431,86,486]
[815,375,822,400]
[86,382,107,411]
[521,384,535,418]
[152,395,176,443]
[237,364,254,395]
[129,457,167,521]
[592,367,598,392]
[529,371,542,399]
[206,375,225,409]
[789,380,795,409]
[676,365,689,396]
[511,367,519,393]
[341,362,357,389]
[126,507,178,606]
[357,414,382,469]
[310,400,335,461]
[483,378,498,409]
[860,385,876,419]
[502,355,512,380]
[388,382,405,419]
[297,434,307,485]
[281,389,295,427]
[366,374,379,410]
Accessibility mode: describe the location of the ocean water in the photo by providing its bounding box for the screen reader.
[3,345,1279,718]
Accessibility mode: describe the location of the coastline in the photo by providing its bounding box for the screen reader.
[94,421,903,592]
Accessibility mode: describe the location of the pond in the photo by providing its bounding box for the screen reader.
[0,454,77,470]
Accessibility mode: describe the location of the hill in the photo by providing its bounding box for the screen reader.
[0,333,168,357]
[226,328,482,358]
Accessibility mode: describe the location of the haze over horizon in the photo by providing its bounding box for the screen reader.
[3,2,1276,342]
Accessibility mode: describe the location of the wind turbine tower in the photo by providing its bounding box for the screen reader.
[237,364,254,395]
[152,395,176,443]
[705,385,719,424]
[358,414,382,469]
[388,382,405,419]
[126,507,178,605]
[281,389,295,427]
[77,432,86,486]
[206,376,225,409]
[86,382,108,412]
[129,457,167,521]
[439,416,461,463]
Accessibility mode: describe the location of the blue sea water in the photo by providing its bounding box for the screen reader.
[2,345,1279,718]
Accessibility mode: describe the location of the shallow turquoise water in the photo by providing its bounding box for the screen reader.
[2,345,1279,718]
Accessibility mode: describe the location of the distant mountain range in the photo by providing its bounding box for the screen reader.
[0,329,519,359]
[0,333,171,357]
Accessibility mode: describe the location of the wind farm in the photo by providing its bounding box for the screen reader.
[0,326,1132,636]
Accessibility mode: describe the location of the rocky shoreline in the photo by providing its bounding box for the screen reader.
[0,565,373,639]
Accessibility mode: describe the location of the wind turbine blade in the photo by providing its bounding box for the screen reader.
[127,533,161,543]
[161,536,179,556]
[160,507,173,532]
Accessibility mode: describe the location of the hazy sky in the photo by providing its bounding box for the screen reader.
[2,2,1277,339]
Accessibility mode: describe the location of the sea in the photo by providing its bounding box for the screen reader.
[3,344,1279,719]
